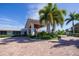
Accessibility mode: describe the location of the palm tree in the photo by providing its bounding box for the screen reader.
[39,3,53,33]
[39,3,66,33]
[65,12,79,34]
[75,13,79,21]
[51,4,66,32]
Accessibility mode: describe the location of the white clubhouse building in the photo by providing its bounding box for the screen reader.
[0,18,43,36]
[21,18,42,35]
[0,29,21,36]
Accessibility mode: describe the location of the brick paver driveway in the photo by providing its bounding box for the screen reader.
[0,37,79,56]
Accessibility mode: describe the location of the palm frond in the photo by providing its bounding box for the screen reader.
[39,9,45,15]
[65,19,72,25]
[75,13,79,20]
[39,15,45,25]
[53,4,58,10]
[65,18,71,21]
[69,13,75,19]
[61,10,66,16]
[48,12,54,24]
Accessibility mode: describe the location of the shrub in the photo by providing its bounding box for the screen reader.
[12,34,27,37]
[75,30,79,33]
[41,35,53,39]
[0,35,11,38]
[37,31,48,37]
[30,35,36,38]
[35,31,57,40]
[56,30,65,35]
[48,33,58,38]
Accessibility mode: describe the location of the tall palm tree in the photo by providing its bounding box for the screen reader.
[39,3,53,33]
[65,12,79,34]
[39,3,66,33]
[75,13,79,21]
[51,4,66,32]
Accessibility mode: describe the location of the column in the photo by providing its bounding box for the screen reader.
[31,24,34,35]
[27,28,29,35]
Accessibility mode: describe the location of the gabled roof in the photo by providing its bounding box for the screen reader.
[25,18,40,28]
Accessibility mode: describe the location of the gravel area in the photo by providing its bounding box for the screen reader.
[0,37,79,56]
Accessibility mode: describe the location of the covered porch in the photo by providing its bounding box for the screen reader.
[24,18,42,35]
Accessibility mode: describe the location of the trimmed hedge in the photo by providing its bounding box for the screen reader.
[12,35,26,37]
[34,32,58,40]
[0,35,11,38]
[56,30,66,35]
[30,30,66,40]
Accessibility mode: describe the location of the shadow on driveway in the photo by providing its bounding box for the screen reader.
[0,37,47,44]
[50,38,79,49]
[2,37,31,43]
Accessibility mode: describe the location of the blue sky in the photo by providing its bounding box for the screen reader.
[0,3,79,30]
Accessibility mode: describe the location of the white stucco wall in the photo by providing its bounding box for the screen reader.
[7,31,13,36]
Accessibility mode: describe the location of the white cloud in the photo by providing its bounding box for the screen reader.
[0,17,24,30]
[0,4,47,30]
[0,18,16,22]
[26,3,47,20]
[0,24,23,30]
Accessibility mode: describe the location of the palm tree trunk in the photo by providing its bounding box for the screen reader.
[47,22,51,33]
[72,20,75,35]
[52,24,55,33]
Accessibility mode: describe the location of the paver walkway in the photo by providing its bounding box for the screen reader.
[0,37,79,56]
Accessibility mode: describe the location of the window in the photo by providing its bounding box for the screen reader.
[0,31,7,35]
[13,31,21,35]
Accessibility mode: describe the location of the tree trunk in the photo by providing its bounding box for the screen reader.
[52,24,55,33]
[72,20,75,34]
[47,22,51,33]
